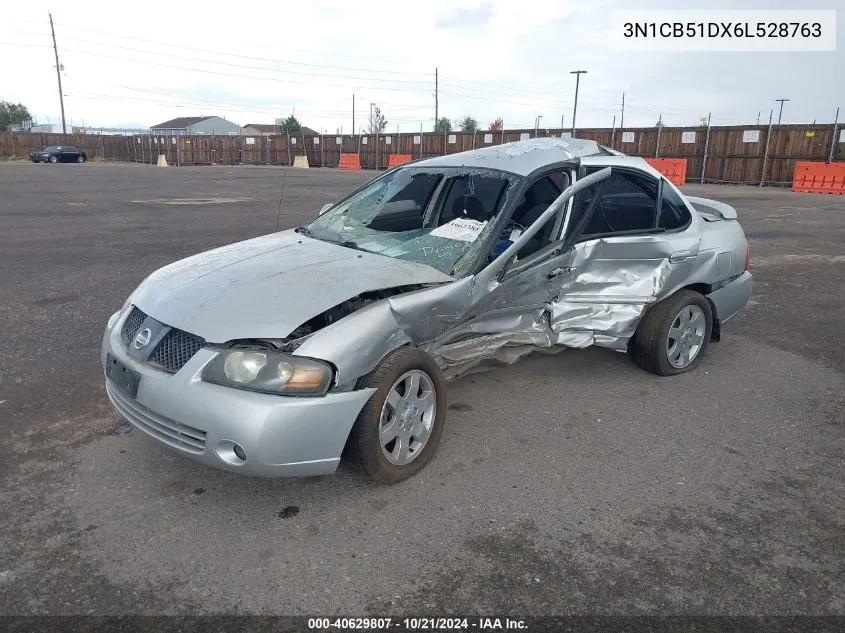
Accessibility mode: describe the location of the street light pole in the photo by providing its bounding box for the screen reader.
[534,115,542,137]
[775,98,790,125]
[570,70,587,137]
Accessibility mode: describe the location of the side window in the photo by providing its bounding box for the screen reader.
[659,182,692,230]
[569,170,657,238]
[503,171,570,259]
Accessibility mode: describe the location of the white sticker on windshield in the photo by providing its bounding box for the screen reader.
[430,218,488,242]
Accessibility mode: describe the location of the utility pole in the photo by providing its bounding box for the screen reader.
[352,94,355,140]
[756,111,760,125]
[760,109,774,186]
[610,114,616,149]
[620,91,625,131]
[49,13,66,134]
[775,98,789,125]
[435,67,439,130]
[534,115,542,137]
[570,70,587,137]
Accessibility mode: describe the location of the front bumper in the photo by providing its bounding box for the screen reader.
[101,309,376,477]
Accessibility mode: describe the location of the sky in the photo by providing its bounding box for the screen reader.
[1,0,842,132]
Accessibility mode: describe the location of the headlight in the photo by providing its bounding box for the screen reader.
[202,349,333,396]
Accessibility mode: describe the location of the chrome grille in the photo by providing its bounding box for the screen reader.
[106,381,206,453]
[148,329,206,373]
[121,307,146,346]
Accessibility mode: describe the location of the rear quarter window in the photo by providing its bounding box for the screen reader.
[659,184,692,231]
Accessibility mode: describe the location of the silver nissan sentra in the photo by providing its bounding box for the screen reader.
[102,138,752,483]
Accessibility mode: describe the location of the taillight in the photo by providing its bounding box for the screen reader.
[744,245,751,271]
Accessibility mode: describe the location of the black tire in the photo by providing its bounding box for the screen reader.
[631,289,713,376]
[77,155,85,163]
[48,155,58,164]
[344,347,447,483]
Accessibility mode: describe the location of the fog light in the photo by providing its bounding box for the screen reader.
[215,440,248,466]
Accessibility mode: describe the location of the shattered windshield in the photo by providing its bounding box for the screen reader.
[304,166,520,276]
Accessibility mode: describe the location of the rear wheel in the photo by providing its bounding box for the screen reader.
[77,155,85,163]
[344,347,447,483]
[48,155,58,164]
[631,290,713,376]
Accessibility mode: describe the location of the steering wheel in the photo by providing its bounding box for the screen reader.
[499,218,527,240]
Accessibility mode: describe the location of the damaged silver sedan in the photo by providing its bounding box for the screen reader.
[102,138,752,483]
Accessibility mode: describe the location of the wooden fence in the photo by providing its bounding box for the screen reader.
[1,122,841,185]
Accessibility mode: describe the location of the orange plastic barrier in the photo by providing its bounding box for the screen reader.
[792,162,845,195]
[387,154,413,168]
[339,153,361,171]
[644,158,687,187]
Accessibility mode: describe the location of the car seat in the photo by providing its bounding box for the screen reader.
[451,196,487,222]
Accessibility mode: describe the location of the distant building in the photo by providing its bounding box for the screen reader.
[243,123,279,136]
[150,116,245,136]
[24,123,64,133]
[243,123,320,136]
[7,119,35,132]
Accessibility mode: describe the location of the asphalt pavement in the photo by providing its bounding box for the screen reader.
[0,163,842,618]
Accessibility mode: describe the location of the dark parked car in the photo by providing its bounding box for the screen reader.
[30,146,87,164]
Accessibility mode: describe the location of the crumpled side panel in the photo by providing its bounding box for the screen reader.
[298,228,710,386]
[295,278,474,389]
[544,240,681,352]
[549,300,643,350]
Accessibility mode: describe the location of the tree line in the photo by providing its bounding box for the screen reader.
[0,101,32,131]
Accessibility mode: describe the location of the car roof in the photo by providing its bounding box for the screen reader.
[412,137,612,176]
[580,154,665,179]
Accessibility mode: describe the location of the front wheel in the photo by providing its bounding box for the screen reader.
[631,290,713,376]
[344,347,447,483]
[77,155,85,163]
[48,155,58,164]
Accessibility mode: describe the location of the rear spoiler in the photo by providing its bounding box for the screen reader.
[686,196,738,220]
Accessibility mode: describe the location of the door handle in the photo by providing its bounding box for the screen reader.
[669,251,693,264]
[547,266,570,279]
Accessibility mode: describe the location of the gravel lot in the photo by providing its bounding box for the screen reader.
[0,163,842,618]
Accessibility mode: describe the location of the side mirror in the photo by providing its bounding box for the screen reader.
[318,203,333,216]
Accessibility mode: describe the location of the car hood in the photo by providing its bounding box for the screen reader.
[129,230,454,342]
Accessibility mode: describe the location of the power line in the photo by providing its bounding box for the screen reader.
[14,22,603,109]
[65,90,433,122]
[439,89,567,109]
[2,42,435,92]
[17,38,433,85]
[115,85,432,114]
[439,74,572,100]
[52,35,434,84]
[439,82,569,105]
[42,22,435,77]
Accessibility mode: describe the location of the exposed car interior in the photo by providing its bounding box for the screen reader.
[498,171,570,259]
